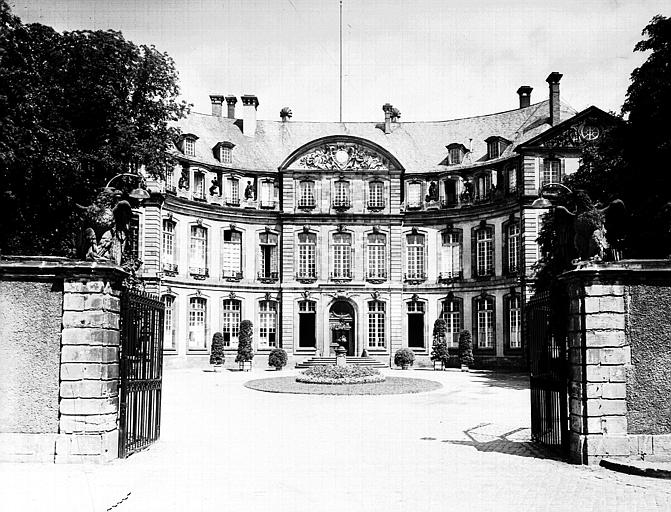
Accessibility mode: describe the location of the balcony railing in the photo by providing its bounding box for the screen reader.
[404,272,427,283]
[222,270,243,281]
[297,199,316,210]
[163,262,179,275]
[257,271,279,282]
[330,270,352,281]
[226,197,241,207]
[438,270,463,283]
[367,200,386,211]
[296,272,317,282]
[189,267,209,279]
[165,185,177,194]
[260,200,276,209]
[365,271,387,283]
[332,198,351,211]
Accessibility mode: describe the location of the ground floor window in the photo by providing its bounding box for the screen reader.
[259,300,278,348]
[440,298,461,348]
[508,295,521,349]
[368,300,385,348]
[162,295,176,350]
[188,297,207,350]
[222,299,241,348]
[475,296,495,349]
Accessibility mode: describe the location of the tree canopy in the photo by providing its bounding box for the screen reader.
[0,1,188,256]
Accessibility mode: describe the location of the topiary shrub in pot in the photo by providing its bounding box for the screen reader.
[210,332,225,371]
[268,348,288,370]
[458,329,474,372]
[430,319,449,370]
[236,320,254,371]
[394,348,415,370]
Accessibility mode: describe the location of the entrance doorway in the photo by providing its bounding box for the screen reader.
[329,301,355,356]
[407,300,425,349]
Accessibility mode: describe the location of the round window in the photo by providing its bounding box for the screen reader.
[580,125,601,141]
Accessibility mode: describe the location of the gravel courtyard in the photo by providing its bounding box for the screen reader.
[3,367,670,511]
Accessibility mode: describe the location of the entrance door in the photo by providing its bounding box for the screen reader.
[407,300,425,349]
[330,301,355,356]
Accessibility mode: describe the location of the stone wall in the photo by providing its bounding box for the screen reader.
[0,258,126,463]
[562,260,671,464]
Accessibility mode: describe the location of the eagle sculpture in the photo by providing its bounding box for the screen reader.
[554,190,626,263]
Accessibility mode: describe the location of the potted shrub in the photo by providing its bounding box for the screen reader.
[394,348,415,370]
[268,348,288,370]
[209,332,225,371]
[236,319,254,371]
[458,329,474,372]
[430,319,449,370]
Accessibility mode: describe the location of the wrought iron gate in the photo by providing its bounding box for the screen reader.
[119,289,164,458]
[527,291,569,454]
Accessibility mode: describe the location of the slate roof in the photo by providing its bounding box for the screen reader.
[175,99,577,173]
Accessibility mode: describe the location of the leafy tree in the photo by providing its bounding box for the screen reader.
[210,332,225,367]
[0,1,188,256]
[430,318,449,367]
[236,320,254,363]
[458,330,473,368]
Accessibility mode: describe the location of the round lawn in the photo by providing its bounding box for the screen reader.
[244,376,442,395]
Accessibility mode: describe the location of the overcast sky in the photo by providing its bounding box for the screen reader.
[10,0,669,122]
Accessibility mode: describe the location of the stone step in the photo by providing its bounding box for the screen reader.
[295,356,388,369]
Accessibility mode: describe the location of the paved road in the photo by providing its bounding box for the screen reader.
[3,368,670,511]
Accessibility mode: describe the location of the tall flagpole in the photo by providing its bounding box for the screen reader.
[339,0,343,122]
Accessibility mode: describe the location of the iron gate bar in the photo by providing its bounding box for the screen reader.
[119,289,164,459]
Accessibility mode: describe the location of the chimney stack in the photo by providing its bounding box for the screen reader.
[382,103,393,134]
[516,86,533,108]
[546,72,562,126]
[225,95,237,119]
[240,95,259,137]
[209,94,225,117]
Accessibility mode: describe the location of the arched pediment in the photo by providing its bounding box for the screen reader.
[280,136,403,171]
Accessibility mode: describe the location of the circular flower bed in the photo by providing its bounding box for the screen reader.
[296,364,386,385]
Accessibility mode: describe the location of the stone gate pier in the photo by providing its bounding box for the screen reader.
[0,257,126,463]
[561,260,671,464]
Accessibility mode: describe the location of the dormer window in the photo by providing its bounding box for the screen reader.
[182,134,198,157]
[214,141,235,164]
[485,136,510,160]
[446,143,467,165]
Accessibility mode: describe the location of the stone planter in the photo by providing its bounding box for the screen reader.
[461,364,469,372]
[239,360,252,371]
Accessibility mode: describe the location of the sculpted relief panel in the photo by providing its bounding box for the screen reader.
[295,144,389,171]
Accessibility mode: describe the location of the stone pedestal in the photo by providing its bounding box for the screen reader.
[561,260,671,464]
[335,346,347,366]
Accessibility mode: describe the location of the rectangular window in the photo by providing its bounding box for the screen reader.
[189,226,207,272]
[509,296,521,349]
[488,141,499,159]
[166,167,175,191]
[162,220,175,264]
[476,173,492,201]
[477,298,494,348]
[222,299,241,348]
[184,138,195,156]
[368,301,385,348]
[406,233,425,280]
[188,297,206,350]
[507,166,517,193]
[333,180,350,208]
[298,181,315,208]
[441,300,461,348]
[449,147,462,165]
[226,178,240,205]
[298,301,316,348]
[332,233,352,279]
[220,146,232,164]
[260,181,274,208]
[508,224,520,273]
[259,301,277,348]
[222,230,242,278]
[542,159,561,187]
[162,295,175,350]
[476,228,493,276]
[259,232,278,279]
[193,173,205,199]
[407,301,425,348]
[368,181,385,209]
[407,182,422,208]
[367,233,386,280]
[440,231,461,279]
[298,233,316,278]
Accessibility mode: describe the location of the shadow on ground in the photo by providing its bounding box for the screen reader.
[421,423,564,461]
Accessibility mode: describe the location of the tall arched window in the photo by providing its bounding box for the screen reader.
[162,219,177,273]
[259,301,278,348]
[222,299,241,348]
[406,233,425,280]
[367,233,386,280]
[507,295,521,349]
[188,297,207,350]
[332,232,352,279]
[162,295,176,350]
[440,298,461,348]
[222,229,242,278]
[297,232,317,279]
[474,296,495,349]
[440,231,461,280]
[259,232,278,280]
[189,225,208,277]
[368,300,386,348]
[193,172,205,200]
[474,226,494,277]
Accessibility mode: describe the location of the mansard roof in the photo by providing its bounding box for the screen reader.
[175,99,576,173]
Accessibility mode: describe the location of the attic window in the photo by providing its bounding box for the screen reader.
[485,136,510,160]
[446,143,467,165]
[216,141,235,164]
[184,138,196,157]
